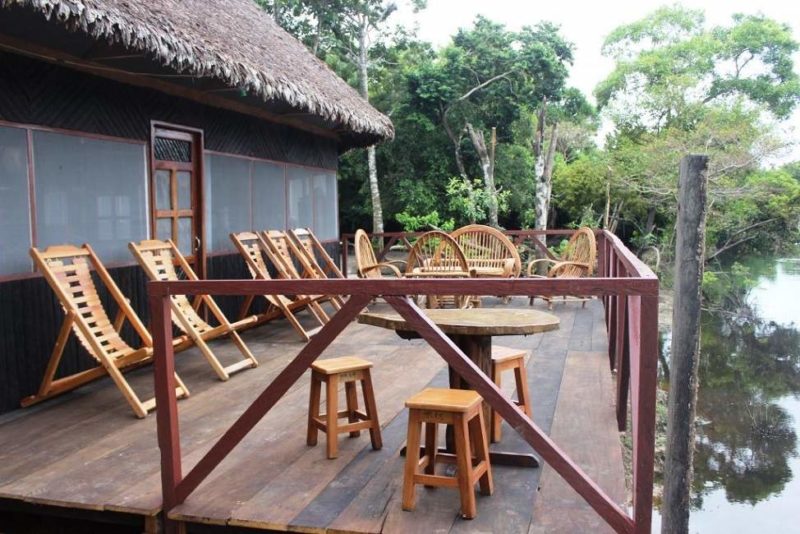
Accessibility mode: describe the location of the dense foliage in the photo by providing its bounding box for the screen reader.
[259,2,800,266]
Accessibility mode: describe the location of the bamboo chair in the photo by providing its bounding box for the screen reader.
[526,227,597,308]
[354,229,406,278]
[289,228,345,281]
[129,239,259,380]
[405,230,476,309]
[260,230,343,309]
[230,231,327,342]
[451,224,522,278]
[26,244,189,418]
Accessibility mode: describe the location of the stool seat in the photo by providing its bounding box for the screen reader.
[405,388,482,413]
[312,356,373,375]
[491,345,526,363]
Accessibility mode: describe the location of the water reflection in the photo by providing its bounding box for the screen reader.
[688,258,800,530]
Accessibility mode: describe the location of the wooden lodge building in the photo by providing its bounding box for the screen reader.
[0,0,393,415]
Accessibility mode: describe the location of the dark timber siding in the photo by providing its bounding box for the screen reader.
[0,51,341,414]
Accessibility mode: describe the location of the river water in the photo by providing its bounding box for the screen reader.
[661,257,800,532]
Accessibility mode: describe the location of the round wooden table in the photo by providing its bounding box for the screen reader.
[358,308,560,467]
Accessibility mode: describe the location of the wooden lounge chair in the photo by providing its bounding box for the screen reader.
[451,224,521,278]
[527,227,597,308]
[129,239,259,380]
[260,230,343,309]
[25,244,189,418]
[289,228,345,281]
[405,230,476,309]
[230,231,327,342]
[354,229,406,278]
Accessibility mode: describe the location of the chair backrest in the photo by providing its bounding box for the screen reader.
[260,230,311,279]
[451,224,521,276]
[230,231,272,280]
[128,239,211,333]
[289,228,344,279]
[354,229,381,278]
[31,244,149,360]
[405,231,470,275]
[557,227,597,277]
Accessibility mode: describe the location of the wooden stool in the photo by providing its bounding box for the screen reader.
[491,346,532,442]
[402,388,493,519]
[307,356,382,459]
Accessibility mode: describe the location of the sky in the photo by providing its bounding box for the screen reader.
[394,0,800,162]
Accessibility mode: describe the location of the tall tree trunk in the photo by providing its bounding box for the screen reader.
[443,117,468,178]
[465,122,498,227]
[534,122,558,231]
[357,18,383,234]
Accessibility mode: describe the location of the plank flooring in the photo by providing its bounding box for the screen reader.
[0,297,626,533]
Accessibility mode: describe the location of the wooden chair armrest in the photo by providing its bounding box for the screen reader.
[549,261,591,277]
[526,258,558,276]
[363,263,403,277]
[502,258,516,278]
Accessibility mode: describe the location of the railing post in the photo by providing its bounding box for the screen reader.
[633,293,659,534]
[150,290,182,534]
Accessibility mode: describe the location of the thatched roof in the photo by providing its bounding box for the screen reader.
[2,0,394,145]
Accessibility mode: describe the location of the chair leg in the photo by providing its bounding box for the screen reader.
[491,365,503,443]
[402,410,422,511]
[424,422,438,482]
[345,380,361,438]
[228,330,259,369]
[325,374,339,459]
[361,371,382,450]
[514,362,533,420]
[471,410,494,496]
[307,372,321,446]
[454,414,477,519]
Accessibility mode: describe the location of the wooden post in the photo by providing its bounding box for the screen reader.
[661,155,708,534]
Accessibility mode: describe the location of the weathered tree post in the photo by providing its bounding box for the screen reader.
[661,155,709,534]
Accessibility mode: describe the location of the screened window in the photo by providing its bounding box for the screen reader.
[252,161,286,231]
[0,126,32,274]
[205,154,252,253]
[287,167,314,229]
[33,131,148,263]
[313,172,337,240]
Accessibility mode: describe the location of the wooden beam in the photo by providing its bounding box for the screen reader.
[0,34,341,142]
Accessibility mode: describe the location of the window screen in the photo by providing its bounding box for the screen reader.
[33,131,148,263]
[252,161,286,231]
[287,167,313,229]
[0,126,32,274]
[313,172,337,240]
[204,154,252,253]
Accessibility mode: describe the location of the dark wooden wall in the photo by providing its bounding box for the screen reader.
[0,51,342,414]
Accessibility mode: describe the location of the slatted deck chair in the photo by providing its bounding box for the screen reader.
[26,244,190,418]
[451,224,522,278]
[230,231,327,342]
[526,227,597,308]
[354,229,406,278]
[289,228,345,281]
[405,230,476,309]
[260,230,343,310]
[129,239,259,380]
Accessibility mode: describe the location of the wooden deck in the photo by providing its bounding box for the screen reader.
[0,298,625,533]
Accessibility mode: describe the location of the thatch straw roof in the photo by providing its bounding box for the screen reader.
[2,0,394,145]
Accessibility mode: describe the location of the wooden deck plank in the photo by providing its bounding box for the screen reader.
[528,349,626,534]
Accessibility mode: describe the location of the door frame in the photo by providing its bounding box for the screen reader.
[149,121,206,278]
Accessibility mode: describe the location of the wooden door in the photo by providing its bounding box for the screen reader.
[150,123,205,277]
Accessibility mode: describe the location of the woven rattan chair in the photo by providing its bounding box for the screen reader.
[26,244,189,417]
[129,239,259,380]
[231,231,327,342]
[526,227,597,308]
[353,229,406,278]
[405,230,476,309]
[451,224,521,278]
[260,230,343,310]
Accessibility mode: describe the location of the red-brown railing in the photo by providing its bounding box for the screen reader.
[150,229,658,534]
